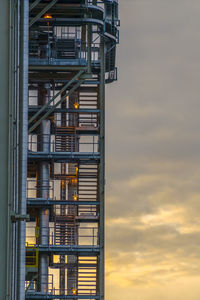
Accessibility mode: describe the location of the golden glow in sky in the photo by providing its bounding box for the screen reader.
[105,0,200,299]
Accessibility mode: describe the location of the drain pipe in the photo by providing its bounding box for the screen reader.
[17,0,29,299]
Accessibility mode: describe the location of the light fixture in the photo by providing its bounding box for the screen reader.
[72,288,77,295]
[71,178,78,184]
[76,166,78,175]
[44,14,52,19]
[73,102,79,109]
[73,194,78,201]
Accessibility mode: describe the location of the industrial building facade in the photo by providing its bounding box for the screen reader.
[0,1,119,299]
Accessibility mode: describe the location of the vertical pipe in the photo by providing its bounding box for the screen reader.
[99,36,105,300]
[59,97,67,295]
[87,24,92,73]
[59,176,66,295]
[11,0,21,296]
[37,84,51,293]
[17,0,29,299]
[0,0,13,298]
[9,0,19,298]
[67,94,78,297]
[67,180,78,296]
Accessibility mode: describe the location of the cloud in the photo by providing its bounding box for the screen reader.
[105,0,200,299]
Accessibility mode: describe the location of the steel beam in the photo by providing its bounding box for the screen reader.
[30,0,42,11]
[26,294,100,300]
[28,152,100,162]
[29,80,84,133]
[99,37,105,300]
[29,65,88,71]
[38,245,100,255]
[27,200,100,206]
[28,70,84,125]
[87,24,92,73]
[28,107,100,114]
[29,0,58,27]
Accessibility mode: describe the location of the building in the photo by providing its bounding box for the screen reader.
[0,1,119,299]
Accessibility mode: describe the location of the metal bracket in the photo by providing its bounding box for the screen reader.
[10,212,30,223]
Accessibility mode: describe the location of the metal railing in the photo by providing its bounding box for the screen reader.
[26,272,97,296]
[29,39,101,62]
[27,179,54,199]
[26,225,99,247]
[25,274,54,293]
[28,134,99,154]
[54,205,97,216]
[54,114,99,128]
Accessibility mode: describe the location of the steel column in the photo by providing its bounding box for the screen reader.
[37,84,51,293]
[0,0,11,298]
[99,37,105,300]
[17,1,29,299]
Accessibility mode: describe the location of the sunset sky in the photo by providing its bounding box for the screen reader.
[105,0,200,299]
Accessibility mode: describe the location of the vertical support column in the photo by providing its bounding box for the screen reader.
[99,37,105,300]
[59,98,67,295]
[17,1,29,299]
[67,179,78,296]
[37,84,51,293]
[67,94,78,297]
[60,173,66,295]
[87,24,92,73]
[81,25,86,57]
[0,0,11,299]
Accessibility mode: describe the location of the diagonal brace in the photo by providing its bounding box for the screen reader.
[29,0,58,27]
[29,80,84,133]
[29,70,84,125]
[30,0,42,11]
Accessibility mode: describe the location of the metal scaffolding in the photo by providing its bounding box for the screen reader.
[0,0,119,299]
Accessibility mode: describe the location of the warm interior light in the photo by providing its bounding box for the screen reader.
[71,178,78,184]
[73,194,78,201]
[72,288,77,295]
[61,180,65,189]
[44,14,52,19]
[76,166,78,175]
[73,102,79,109]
